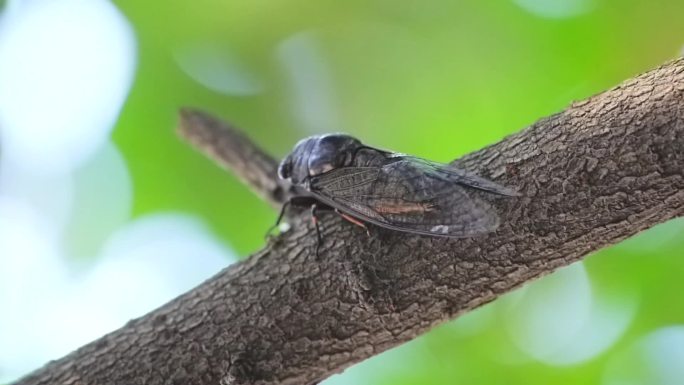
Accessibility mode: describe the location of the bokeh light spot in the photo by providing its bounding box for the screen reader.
[512,0,595,19]
[277,31,340,134]
[63,142,133,259]
[0,0,136,175]
[603,326,684,385]
[174,41,263,96]
[0,212,235,383]
[505,263,637,365]
[0,197,67,382]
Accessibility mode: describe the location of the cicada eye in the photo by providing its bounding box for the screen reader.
[278,157,292,179]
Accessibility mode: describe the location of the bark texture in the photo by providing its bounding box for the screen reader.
[177,109,295,209]
[16,59,684,385]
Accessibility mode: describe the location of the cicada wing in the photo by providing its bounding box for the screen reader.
[397,155,520,196]
[309,158,507,237]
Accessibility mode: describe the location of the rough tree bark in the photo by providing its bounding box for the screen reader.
[16,59,684,385]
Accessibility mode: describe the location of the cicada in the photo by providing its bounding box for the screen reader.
[276,134,518,246]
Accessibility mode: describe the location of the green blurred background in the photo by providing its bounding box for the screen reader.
[114,0,684,253]
[2,0,684,384]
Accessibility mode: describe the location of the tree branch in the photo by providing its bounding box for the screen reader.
[16,59,684,385]
[178,108,294,208]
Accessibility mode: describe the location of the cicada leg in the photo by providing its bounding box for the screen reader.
[266,196,323,239]
[335,209,371,237]
[265,200,291,239]
[311,203,324,258]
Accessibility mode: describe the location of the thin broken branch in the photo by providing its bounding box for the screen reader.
[178,108,293,208]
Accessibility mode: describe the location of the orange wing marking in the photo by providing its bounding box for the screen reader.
[373,200,436,214]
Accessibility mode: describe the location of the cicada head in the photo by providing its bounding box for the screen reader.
[278,134,362,186]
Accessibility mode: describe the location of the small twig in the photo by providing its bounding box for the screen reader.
[177,108,294,208]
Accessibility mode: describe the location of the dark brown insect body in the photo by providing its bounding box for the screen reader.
[277,133,518,238]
